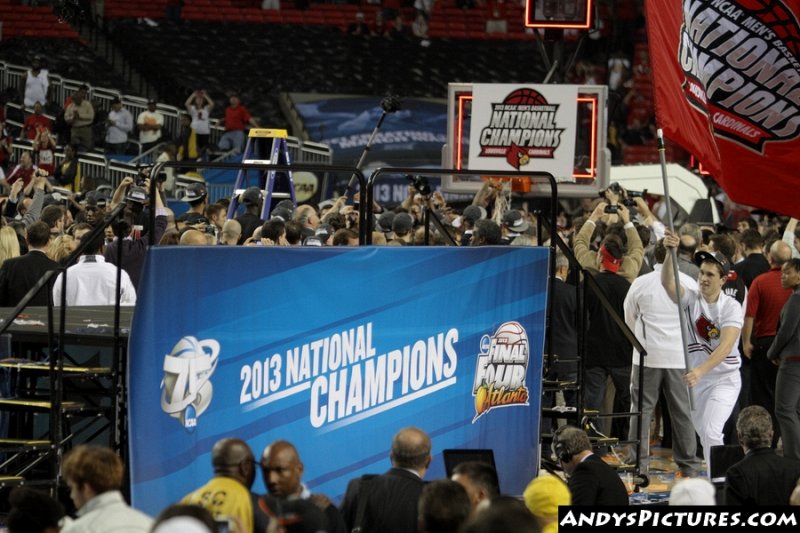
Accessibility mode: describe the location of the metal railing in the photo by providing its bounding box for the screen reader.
[10,141,112,187]
[365,168,558,247]
[0,62,27,98]
[2,60,334,194]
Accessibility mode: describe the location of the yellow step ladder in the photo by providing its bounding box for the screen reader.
[226,128,296,220]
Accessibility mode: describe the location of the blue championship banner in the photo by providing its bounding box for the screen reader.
[128,246,548,515]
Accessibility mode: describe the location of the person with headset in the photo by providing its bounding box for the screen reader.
[552,426,628,506]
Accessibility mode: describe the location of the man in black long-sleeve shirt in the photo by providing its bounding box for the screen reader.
[0,221,58,307]
[583,233,633,439]
[104,176,167,290]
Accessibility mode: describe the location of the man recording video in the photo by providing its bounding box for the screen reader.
[104,174,167,290]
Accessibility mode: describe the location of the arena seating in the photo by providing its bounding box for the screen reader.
[1,0,672,167]
[104,0,171,20]
[0,37,131,103]
[101,0,534,40]
[0,0,81,39]
[106,19,548,129]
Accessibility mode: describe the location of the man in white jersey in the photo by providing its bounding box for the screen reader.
[624,239,702,476]
[662,230,743,472]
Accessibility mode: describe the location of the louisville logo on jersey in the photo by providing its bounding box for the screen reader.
[695,314,720,342]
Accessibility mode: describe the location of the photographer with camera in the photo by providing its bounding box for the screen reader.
[400,176,431,228]
[581,226,636,441]
[602,182,625,219]
[573,196,644,283]
[104,175,167,290]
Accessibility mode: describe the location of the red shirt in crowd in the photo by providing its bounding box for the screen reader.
[23,114,52,139]
[6,165,36,189]
[224,105,252,132]
[0,135,10,167]
[746,267,793,338]
[36,147,55,176]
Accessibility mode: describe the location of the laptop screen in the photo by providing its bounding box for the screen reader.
[709,445,744,483]
[443,449,497,481]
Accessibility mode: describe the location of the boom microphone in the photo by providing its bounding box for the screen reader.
[380,94,401,114]
[345,94,402,198]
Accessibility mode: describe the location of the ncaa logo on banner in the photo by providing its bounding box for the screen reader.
[160,336,221,432]
[472,321,530,422]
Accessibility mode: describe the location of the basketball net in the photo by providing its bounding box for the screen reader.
[492,181,512,226]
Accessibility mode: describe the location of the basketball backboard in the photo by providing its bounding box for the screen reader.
[442,82,609,197]
[525,0,594,29]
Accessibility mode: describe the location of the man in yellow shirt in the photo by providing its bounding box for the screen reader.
[182,438,270,533]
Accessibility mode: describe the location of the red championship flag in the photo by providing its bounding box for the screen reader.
[646,0,800,218]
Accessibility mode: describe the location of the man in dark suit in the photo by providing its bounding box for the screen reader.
[340,427,431,533]
[554,426,628,506]
[544,251,578,412]
[724,405,800,505]
[0,221,58,307]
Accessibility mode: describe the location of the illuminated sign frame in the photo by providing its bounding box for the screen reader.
[524,0,594,30]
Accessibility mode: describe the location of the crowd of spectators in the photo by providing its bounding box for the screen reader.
[551,184,800,505]
[3,430,565,533]
[0,54,270,187]
[8,414,800,533]
[0,146,512,307]
[5,0,800,515]
[3,157,800,489]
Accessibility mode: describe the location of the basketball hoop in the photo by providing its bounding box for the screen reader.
[481,175,532,193]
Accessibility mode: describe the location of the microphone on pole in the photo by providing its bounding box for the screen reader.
[344,94,401,199]
[379,94,401,114]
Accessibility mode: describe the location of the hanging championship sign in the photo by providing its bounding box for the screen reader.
[467,83,579,180]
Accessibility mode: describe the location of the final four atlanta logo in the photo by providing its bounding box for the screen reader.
[472,321,530,421]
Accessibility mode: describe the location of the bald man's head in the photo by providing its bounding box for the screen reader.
[391,427,432,474]
[180,229,208,246]
[211,438,256,488]
[678,234,697,258]
[261,440,304,498]
[769,240,792,267]
[222,219,242,242]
